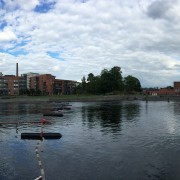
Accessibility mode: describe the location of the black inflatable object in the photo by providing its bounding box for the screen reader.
[21,133,62,140]
[43,112,63,117]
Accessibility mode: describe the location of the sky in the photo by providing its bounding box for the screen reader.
[0,0,180,88]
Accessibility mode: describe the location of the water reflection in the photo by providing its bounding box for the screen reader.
[173,102,180,116]
[122,103,140,122]
[81,102,140,133]
[0,102,44,116]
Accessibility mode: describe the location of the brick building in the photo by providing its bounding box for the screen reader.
[145,88,174,96]
[30,74,76,95]
[3,75,19,95]
[26,72,39,89]
[30,74,55,95]
[174,82,180,95]
[19,74,28,94]
[0,63,77,96]
[54,79,76,95]
[0,74,27,96]
[0,75,9,95]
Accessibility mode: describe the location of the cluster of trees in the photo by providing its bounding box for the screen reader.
[76,66,142,95]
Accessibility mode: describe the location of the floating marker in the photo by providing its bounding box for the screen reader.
[21,133,62,140]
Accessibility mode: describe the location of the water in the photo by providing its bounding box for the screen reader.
[0,100,180,180]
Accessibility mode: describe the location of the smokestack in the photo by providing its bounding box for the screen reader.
[16,63,18,77]
[16,63,19,96]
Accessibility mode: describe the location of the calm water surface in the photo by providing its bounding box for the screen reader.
[0,101,180,180]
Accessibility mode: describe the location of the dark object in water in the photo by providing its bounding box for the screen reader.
[63,107,71,110]
[43,112,63,117]
[21,133,62,140]
[53,106,71,111]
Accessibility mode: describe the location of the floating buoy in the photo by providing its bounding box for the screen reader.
[21,133,62,140]
[41,118,47,124]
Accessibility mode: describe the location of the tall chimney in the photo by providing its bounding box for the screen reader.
[16,63,18,77]
[16,63,19,95]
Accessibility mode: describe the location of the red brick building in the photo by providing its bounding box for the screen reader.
[30,74,76,95]
[174,82,180,95]
[0,75,9,95]
[145,88,174,96]
[159,88,175,95]
[0,63,77,96]
[30,74,55,95]
[3,75,19,95]
[0,74,27,96]
[54,79,75,95]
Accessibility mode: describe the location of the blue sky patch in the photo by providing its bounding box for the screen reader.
[0,21,7,30]
[0,48,28,57]
[0,40,29,57]
[0,0,5,7]
[9,50,28,57]
[16,40,29,47]
[34,1,55,13]
[47,51,65,61]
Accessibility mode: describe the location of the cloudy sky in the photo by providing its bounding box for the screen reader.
[0,0,180,87]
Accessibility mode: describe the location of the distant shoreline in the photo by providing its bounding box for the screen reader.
[0,95,180,103]
[0,95,131,103]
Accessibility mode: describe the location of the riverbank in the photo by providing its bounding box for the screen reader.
[0,95,130,103]
[0,94,180,103]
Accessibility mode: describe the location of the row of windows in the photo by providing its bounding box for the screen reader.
[0,87,8,90]
[175,89,180,92]
[0,80,8,83]
[0,84,8,86]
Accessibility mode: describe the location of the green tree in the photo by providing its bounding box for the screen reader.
[93,76,101,94]
[36,89,41,95]
[109,66,123,91]
[76,66,142,95]
[100,66,123,94]
[87,73,95,94]
[30,89,35,96]
[123,75,141,93]
[87,73,95,82]
[100,69,112,93]
[81,76,87,93]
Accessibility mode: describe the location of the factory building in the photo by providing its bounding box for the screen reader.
[30,74,76,95]
[0,63,76,96]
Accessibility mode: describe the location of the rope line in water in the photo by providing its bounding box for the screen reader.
[34,120,46,180]
[35,141,45,180]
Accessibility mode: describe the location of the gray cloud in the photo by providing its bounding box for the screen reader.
[147,0,180,22]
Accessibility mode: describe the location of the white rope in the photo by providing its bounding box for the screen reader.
[35,142,45,180]
[34,122,45,180]
[34,175,42,180]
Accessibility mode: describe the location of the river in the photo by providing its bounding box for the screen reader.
[0,100,180,180]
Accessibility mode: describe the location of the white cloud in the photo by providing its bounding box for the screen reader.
[0,30,17,41]
[4,0,39,11]
[0,0,180,87]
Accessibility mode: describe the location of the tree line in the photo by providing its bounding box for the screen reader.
[75,66,142,95]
